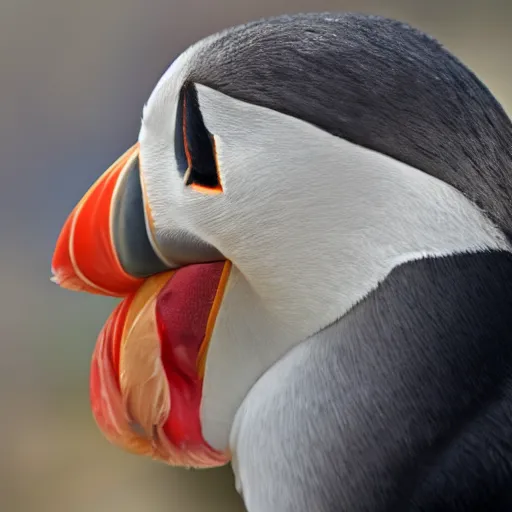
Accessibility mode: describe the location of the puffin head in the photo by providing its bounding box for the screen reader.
[51,13,512,470]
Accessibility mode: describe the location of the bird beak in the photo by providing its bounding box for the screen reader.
[51,143,169,297]
[51,144,232,468]
[90,261,232,467]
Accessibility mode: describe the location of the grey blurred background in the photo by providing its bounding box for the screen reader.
[0,1,510,511]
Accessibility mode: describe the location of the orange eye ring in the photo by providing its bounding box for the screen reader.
[176,83,223,194]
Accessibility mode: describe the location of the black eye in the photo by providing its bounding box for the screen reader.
[174,83,222,193]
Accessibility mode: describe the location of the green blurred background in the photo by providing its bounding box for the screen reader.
[0,0,510,511]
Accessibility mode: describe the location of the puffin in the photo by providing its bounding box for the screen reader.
[51,12,512,512]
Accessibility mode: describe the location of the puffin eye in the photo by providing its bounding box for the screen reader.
[174,83,223,194]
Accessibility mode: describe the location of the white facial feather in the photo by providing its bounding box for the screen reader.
[138,47,510,451]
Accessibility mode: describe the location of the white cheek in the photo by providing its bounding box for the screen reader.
[193,84,347,256]
[194,82,510,319]
[196,83,342,198]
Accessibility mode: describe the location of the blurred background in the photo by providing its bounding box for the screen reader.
[0,0,510,510]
